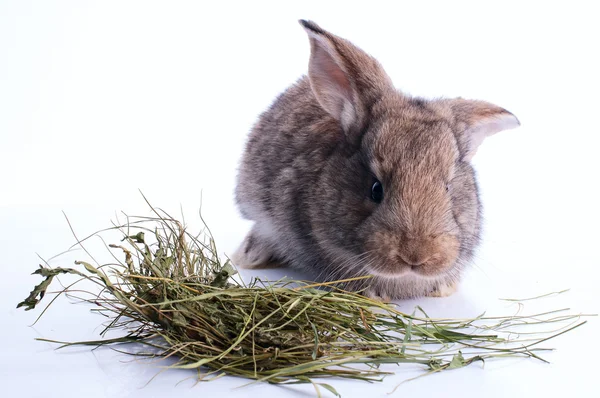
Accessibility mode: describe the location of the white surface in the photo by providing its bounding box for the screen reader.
[1,1,599,397]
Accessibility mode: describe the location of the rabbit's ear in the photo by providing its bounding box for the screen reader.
[300,20,392,137]
[449,99,520,161]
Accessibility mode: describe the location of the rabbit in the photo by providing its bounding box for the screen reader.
[232,20,520,300]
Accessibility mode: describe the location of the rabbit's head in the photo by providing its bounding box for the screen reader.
[299,21,519,287]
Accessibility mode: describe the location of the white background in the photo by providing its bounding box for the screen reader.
[1,1,599,397]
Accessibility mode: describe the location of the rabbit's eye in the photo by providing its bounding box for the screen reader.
[371,179,384,203]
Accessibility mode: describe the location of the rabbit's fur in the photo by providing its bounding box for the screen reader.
[234,20,519,299]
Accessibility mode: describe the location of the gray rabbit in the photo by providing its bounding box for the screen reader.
[233,20,519,300]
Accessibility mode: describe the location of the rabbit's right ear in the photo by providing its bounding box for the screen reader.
[299,20,393,140]
[447,98,520,161]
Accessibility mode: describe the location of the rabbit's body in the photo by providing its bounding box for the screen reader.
[234,21,519,299]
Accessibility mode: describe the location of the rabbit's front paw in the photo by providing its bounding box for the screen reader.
[427,280,458,298]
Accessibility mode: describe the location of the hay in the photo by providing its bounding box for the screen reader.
[18,199,590,396]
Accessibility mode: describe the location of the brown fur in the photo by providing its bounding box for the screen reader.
[233,21,519,299]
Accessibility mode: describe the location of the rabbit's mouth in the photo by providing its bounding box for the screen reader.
[367,262,454,280]
[364,233,460,279]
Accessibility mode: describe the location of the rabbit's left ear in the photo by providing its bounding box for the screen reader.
[449,99,520,161]
[299,20,393,141]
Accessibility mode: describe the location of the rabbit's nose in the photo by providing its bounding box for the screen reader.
[398,240,433,267]
[399,252,432,267]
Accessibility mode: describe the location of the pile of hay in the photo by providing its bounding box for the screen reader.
[18,201,588,396]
